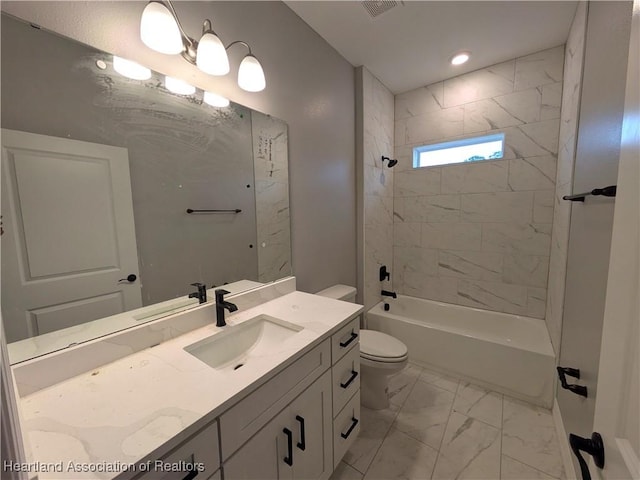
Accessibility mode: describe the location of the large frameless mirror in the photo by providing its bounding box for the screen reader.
[1,13,292,363]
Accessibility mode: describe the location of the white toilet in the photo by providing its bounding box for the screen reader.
[317,285,408,410]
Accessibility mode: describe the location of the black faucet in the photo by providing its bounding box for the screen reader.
[381,289,397,299]
[188,283,207,304]
[215,289,238,327]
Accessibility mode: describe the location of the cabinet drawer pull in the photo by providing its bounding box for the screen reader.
[182,469,199,480]
[295,415,306,451]
[340,417,359,439]
[340,370,359,389]
[339,331,358,348]
[283,428,293,466]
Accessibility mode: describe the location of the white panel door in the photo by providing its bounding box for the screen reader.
[1,129,142,342]
[591,3,639,479]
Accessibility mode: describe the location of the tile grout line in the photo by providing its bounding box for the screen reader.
[502,454,562,480]
[360,367,423,479]
[429,379,461,479]
[344,366,564,480]
[501,398,563,479]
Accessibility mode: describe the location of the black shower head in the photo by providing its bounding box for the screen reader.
[381,155,398,168]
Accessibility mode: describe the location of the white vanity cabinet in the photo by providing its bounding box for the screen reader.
[330,317,361,468]
[221,316,362,480]
[133,420,220,480]
[223,370,332,480]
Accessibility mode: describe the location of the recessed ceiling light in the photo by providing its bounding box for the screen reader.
[165,76,196,95]
[113,56,151,80]
[451,52,471,66]
[96,60,107,70]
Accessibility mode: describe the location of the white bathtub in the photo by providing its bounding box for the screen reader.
[367,296,556,407]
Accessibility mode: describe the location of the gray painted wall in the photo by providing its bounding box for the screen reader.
[0,1,357,294]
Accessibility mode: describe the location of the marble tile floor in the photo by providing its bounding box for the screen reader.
[331,363,566,480]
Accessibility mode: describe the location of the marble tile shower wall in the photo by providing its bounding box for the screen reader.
[252,113,292,283]
[546,2,587,353]
[362,67,395,311]
[393,46,565,318]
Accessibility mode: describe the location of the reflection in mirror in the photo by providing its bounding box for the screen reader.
[1,14,292,363]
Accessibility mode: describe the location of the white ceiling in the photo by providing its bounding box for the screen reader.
[285,1,578,94]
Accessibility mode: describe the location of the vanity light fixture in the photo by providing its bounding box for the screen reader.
[140,1,183,54]
[203,91,230,108]
[140,1,266,92]
[113,56,152,80]
[196,20,230,75]
[235,45,266,93]
[451,51,471,66]
[165,76,196,95]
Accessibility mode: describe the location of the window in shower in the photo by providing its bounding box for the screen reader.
[413,133,505,168]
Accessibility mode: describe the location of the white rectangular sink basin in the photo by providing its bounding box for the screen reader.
[184,315,303,372]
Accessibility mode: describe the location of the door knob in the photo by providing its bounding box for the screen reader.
[118,274,137,284]
[570,432,605,480]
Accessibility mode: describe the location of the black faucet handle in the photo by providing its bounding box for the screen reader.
[215,288,231,297]
[189,282,207,304]
[379,265,391,282]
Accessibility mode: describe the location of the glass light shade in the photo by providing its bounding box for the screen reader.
[203,91,230,108]
[165,76,196,95]
[196,32,230,75]
[237,55,266,92]
[140,1,183,55]
[113,56,152,80]
[451,52,470,65]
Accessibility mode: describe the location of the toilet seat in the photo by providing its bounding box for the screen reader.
[360,330,408,363]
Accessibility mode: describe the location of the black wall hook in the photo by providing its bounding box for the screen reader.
[557,366,588,397]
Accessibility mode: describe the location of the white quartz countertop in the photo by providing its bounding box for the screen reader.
[16,291,363,480]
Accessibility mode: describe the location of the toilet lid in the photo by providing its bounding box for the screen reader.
[360,330,408,362]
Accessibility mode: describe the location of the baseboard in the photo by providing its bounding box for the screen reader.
[553,398,578,480]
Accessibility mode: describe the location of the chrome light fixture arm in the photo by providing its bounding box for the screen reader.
[162,0,200,65]
[226,40,252,54]
[165,0,195,48]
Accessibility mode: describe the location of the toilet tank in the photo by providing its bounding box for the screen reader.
[316,285,357,303]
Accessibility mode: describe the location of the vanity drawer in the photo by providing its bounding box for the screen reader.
[219,339,330,460]
[333,390,361,468]
[331,317,360,364]
[332,345,360,415]
[134,420,219,480]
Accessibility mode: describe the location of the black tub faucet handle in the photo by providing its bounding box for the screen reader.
[379,265,391,282]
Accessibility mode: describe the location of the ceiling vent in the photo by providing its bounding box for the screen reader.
[361,1,400,18]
